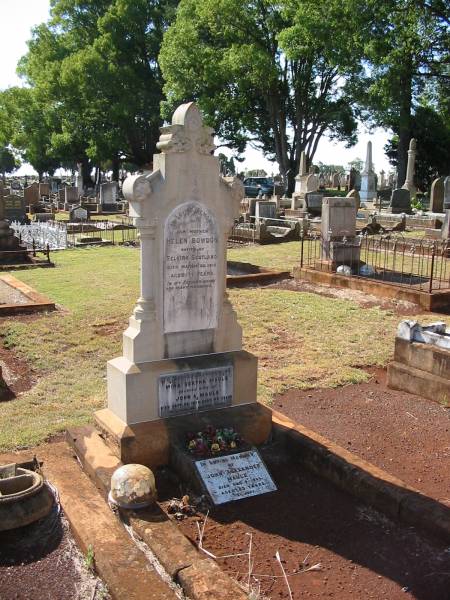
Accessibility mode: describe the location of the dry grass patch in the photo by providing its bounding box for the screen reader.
[0,244,439,450]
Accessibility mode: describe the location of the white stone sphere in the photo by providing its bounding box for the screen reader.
[109,464,156,509]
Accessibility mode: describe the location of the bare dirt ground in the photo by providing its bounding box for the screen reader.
[0,345,36,401]
[164,458,450,600]
[273,367,450,505]
[0,502,109,600]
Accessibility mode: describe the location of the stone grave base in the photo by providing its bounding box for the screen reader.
[107,350,258,425]
[94,402,272,469]
[294,266,450,311]
[314,257,362,273]
[387,337,450,405]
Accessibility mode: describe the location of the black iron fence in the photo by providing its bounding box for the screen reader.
[299,233,450,292]
[65,219,138,247]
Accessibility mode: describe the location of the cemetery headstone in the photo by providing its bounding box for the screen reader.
[255,201,276,220]
[444,176,450,210]
[332,173,340,188]
[390,188,411,214]
[321,197,360,270]
[0,196,28,263]
[34,212,55,222]
[69,205,89,222]
[430,177,445,213]
[346,188,360,212]
[95,102,271,468]
[4,195,27,223]
[24,183,39,206]
[441,210,450,240]
[39,183,50,197]
[65,186,79,204]
[100,182,119,208]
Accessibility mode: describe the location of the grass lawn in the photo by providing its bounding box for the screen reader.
[0,243,430,451]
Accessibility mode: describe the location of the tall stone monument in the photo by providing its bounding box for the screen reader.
[95,103,270,467]
[401,138,417,199]
[360,141,377,204]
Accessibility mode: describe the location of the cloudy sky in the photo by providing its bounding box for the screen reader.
[0,0,392,175]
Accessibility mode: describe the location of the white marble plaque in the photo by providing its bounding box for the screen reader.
[164,201,219,333]
[159,365,233,417]
[195,450,277,505]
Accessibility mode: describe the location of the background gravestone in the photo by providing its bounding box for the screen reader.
[65,186,79,204]
[100,182,119,207]
[70,205,89,222]
[430,177,445,213]
[96,102,270,467]
[39,183,50,197]
[24,183,39,206]
[4,195,26,223]
[255,201,276,220]
[390,188,411,214]
[444,176,450,210]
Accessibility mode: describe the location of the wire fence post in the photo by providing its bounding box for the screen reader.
[300,231,304,268]
[429,244,435,293]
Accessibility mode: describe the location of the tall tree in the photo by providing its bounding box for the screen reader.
[17,0,177,182]
[0,87,60,179]
[0,147,20,183]
[360,0,449,185]
[159,0,364,192]
[385,105,450,191]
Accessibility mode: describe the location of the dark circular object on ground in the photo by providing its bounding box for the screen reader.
[0,466,54,531]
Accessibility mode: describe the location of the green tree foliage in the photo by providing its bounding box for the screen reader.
[0,87,59,179]
[160,0,363,192]
[385,105,450,191]
[17,0,177,182]
[359,0,449,184]
[0,147,20,182]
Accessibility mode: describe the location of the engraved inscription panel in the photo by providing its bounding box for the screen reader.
[195,450,277,505]
[164,202,218,333]
[158,365,233,417]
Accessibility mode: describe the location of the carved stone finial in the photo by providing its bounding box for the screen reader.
[156,102,215,155]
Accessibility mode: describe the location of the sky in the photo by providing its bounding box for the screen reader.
[0,0,392,176]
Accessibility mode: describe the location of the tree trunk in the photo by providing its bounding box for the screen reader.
[111,156,120,182]
[80,156,93,188]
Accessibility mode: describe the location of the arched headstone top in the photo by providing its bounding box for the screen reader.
[172,102,202,129]
[157,101,215,155]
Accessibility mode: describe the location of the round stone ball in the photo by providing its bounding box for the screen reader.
[109,464,157,509]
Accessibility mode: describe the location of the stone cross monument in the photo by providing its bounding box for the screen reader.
[360,141,376,204]
[401,138,417,199]
[96,102,270,467]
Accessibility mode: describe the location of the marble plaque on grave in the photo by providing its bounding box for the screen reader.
[158,365,233,417]
[164,201,219,333]
[195,450,277,505]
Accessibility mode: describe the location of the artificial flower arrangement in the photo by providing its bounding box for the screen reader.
[186,426,244,457]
